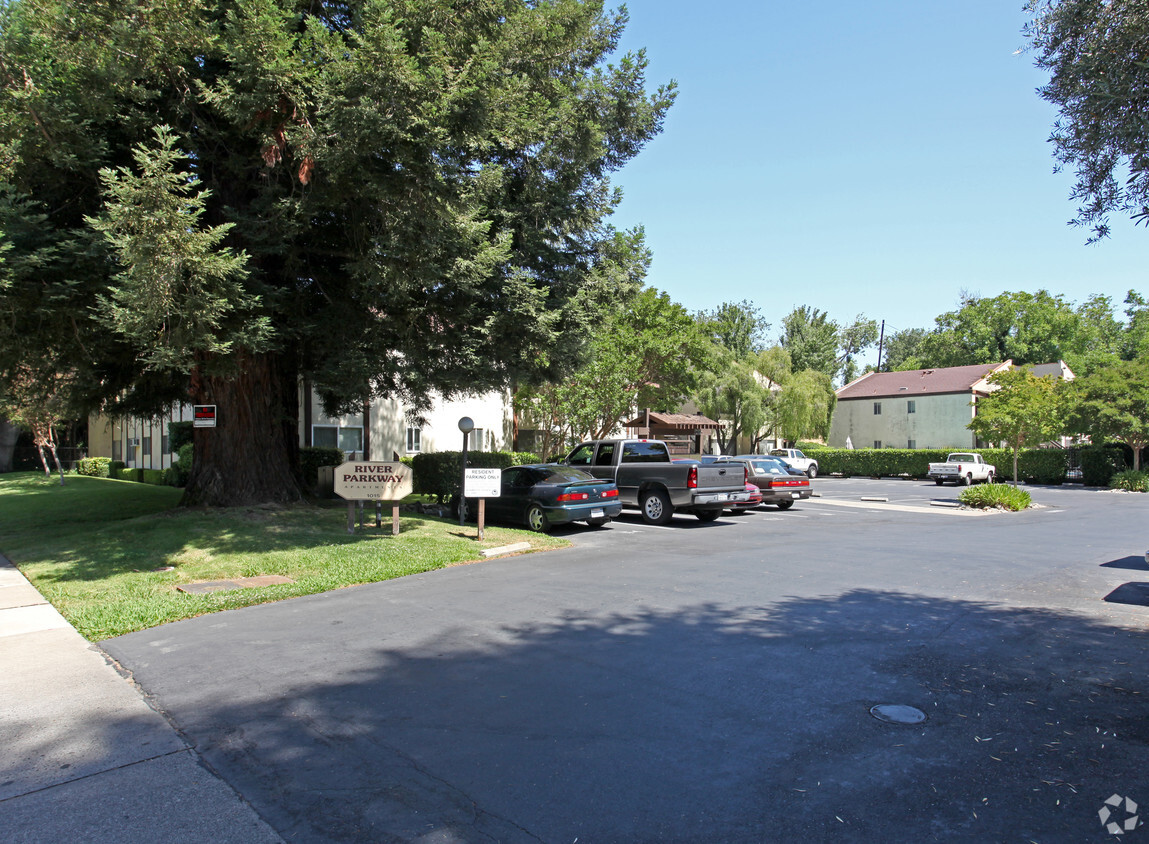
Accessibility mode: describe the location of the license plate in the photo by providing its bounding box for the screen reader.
[791,492,801,498]
[591,508,604,518]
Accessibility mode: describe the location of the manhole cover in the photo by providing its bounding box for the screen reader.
[870,704,927,725]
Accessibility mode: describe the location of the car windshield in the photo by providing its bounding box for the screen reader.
[540,467,596,484]
[749,459,788,474]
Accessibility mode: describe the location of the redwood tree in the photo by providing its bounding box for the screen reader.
[0,0,674,504]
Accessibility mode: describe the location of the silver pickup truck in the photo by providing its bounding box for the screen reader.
[563,439,749,524]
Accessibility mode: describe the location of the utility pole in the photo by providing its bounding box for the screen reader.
[876,320,886,372]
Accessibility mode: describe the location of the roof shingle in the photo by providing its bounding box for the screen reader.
[836,362,1009,399]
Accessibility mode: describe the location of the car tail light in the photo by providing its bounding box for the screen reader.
[687,465,698,489]
[600,488,619,499]
[557,491,590,502]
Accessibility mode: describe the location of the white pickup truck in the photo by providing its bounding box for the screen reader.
[769,448,819,478]
[927,453,996,486]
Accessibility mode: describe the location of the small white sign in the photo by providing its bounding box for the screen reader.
[464,468,502,498]
[334,461,413,501]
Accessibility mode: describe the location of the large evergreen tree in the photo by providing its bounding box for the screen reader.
[0,0,674,504]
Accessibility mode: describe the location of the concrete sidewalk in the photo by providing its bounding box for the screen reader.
[0,555,282,843]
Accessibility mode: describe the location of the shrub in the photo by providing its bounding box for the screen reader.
[1080,446,1126,487]
[168,421,194,453]
[299,446,346,489]
[75,457,112,478]
[959,483,1032,511]
[168,443,194,487]
[110,460,126,475]
[114,467,143,482]
[1019,448,1067,485]
[1110,470,1149,492]
[141,468,166,486]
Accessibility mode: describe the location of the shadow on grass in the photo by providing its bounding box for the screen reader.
[97,588,1149,844]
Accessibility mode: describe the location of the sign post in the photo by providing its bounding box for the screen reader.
[333,461,414,535]
[463,468,501,540]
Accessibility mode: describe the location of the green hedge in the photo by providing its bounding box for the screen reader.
[1080,446,1126,487]
[412,450,541,502]
[300,446,346,489]
[141,468,166,485]
[803,447,1066,483]
[168,421,194,453]
[114,467,143,482]
[75,457,112,478]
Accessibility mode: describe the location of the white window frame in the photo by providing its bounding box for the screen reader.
[406,426,422,453]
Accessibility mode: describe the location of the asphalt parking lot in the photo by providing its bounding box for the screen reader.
[98,479,1148,843]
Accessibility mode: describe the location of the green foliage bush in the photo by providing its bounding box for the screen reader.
[412,451,541,502]
[114,467,143,482]
[299,447,347,489]
[959,483,1032,511]
[803,446,1063,482]
[140,468,165,485]
[75,457,112,478]
[1110,470,1149,492]
[168,421,194,453]
[168,443,194,487]
[1018,448,1068,485]
[1080,446,1126,487]
[110,460,126,475]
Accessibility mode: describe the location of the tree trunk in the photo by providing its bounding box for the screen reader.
[0,416,19,472]
[182,351,303,507]
[35,444,50,476]
[47,442,65,485]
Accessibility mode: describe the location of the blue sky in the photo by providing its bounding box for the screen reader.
[607,0,1148,352]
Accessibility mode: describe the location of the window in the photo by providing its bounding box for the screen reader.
[622,441,670,463]
[112,440,122,462]
[467,428,484,451]
[313,425,363,455]
[595,443,615,466]
[406,427,421,453]
[874,440,882,449]
[161,433,170,455]
[567,444,593,465]
[873,402,882,415]
[907,440,916,449]
[907,400,916,414]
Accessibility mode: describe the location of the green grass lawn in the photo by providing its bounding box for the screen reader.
[0,472,568,641]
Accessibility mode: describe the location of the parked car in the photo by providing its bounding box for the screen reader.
[462,465,622,532]
[736,455,812,509]
[564,439,749,524]
[769,448,819,478]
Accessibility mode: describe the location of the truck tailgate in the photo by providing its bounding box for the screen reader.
[695,463,745,491]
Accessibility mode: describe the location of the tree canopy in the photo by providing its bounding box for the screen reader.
[967,367,1066,486]
[1027,0,1149,240]
[0,0,675,504]
[514,285,709,458]
[1065,356,1149,471]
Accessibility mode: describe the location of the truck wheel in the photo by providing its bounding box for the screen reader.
[986,472,995,484]
[934,479,944,486]
[963,473,973,486]
[640,490,673,525]
[776,499,794,510]
[695,509,721,522]
[807,465,818,479]
[525,504,551,533]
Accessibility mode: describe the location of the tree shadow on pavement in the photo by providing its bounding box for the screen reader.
[103,589,1149,843]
